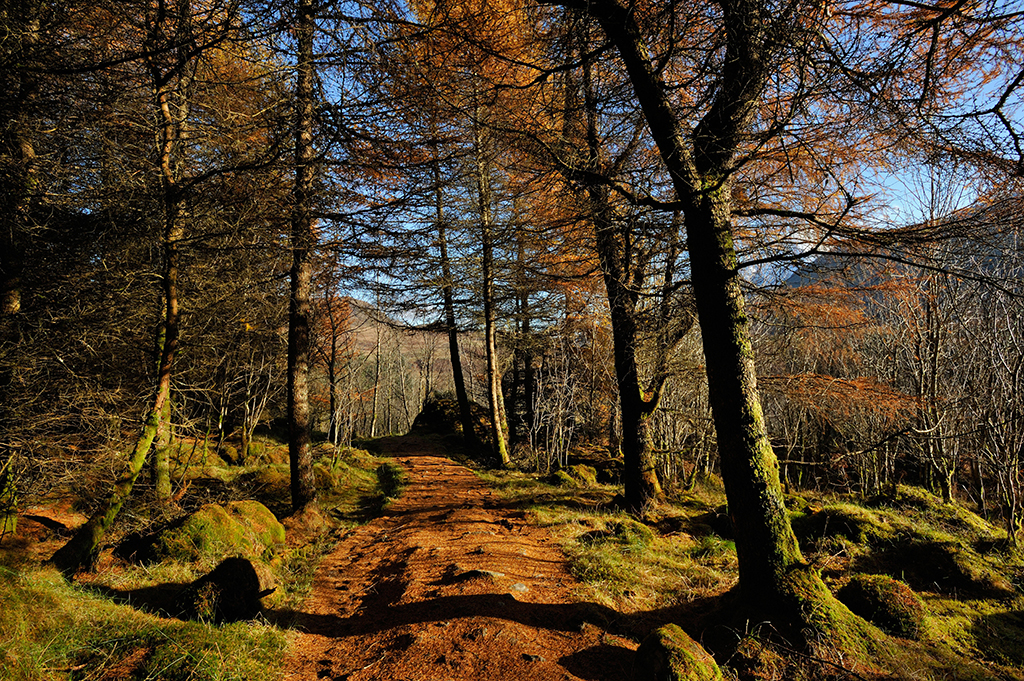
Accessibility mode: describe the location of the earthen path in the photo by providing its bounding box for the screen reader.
[282,436,637,681]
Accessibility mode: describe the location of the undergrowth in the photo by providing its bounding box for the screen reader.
[0,566,285,681]
[0,435,406,681]
[484,468,1024,680]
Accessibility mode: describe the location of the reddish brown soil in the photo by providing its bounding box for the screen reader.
[283,436,638,681]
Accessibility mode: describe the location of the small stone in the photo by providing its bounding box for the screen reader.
[511,583,529,592]
[523,653,544,662]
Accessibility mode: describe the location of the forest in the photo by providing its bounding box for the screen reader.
[3,0,1024,679]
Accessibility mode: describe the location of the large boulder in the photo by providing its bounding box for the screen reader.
[175,557,275,623]
[634,624,722,681]
[152,500,285,564]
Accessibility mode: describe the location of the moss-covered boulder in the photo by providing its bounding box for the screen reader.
[609,518,655,549]
[837,574,927,639]
[152,501,284,564]
[569,464,598,486]
[553,464,599,488]
[634,624,722,681]
[175,556,275,623]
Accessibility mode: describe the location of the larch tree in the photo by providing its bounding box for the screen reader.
[542,0,1024,647]
[51,0,250,573]
[287,0,318,512]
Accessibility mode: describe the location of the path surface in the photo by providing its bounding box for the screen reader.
[283,436,637,681]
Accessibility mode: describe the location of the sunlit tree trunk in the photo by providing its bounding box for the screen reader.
[474,111,510,466]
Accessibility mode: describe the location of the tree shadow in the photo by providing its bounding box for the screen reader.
[266,588,728,645]
[85,581,187,619]
[558,643,637,681]
[971,609,1024,666]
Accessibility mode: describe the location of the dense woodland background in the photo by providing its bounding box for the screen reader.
[3,0,1024,582]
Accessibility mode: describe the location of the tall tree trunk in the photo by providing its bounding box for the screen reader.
[474,113,510,466]
[565,0,840,632]
[0,4,41,526]
[576,38,661,509]
[287,0,318,512]
[433,153,481,449]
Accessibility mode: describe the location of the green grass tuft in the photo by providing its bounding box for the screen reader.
[0,566,285,681]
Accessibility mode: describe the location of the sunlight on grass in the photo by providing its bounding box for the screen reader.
[480,469,737,612]
[0,566,286,681]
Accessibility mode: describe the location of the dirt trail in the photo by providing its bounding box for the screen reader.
[282,436,638,681]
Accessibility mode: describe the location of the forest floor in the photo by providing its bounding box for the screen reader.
[280,434,638,681]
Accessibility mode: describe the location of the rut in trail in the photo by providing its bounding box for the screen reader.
[282,436,638,681]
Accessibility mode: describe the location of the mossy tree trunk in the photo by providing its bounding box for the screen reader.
[555,0,816,622]
[51,2,193,569]
[151,321,173,500]
[474,109,510,467]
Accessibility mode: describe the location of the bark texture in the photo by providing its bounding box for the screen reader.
[287,0,318,512]
[566,0,806,613]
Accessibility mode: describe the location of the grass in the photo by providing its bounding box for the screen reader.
[0,435,408,681]
[0,565,286,681]
[480,469,737,612]
[482,468,1024,680]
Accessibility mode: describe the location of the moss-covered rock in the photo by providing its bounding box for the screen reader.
[152,501,284,564]
[608,518,655,549]
[634,623,722,681]
[837,574,926,639]
[175,557,274,623]
[553,464,600,488]
[568,464,598,486]
[551,470,578,487]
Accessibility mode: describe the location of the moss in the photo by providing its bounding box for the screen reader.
[687,534,735,560]
[729,636,787,681]
[553,469,581,487]
[609,518,655,550]
[635,623,722,681]
[567,464,598,486]
[792,503,894,546]
[152,501,284,565]
[314,462,342,492]
[870,539,1014,597]
[224,500,285,550]
[374,461,406,499]
[837,574,927,639]
[773,564,897,666]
